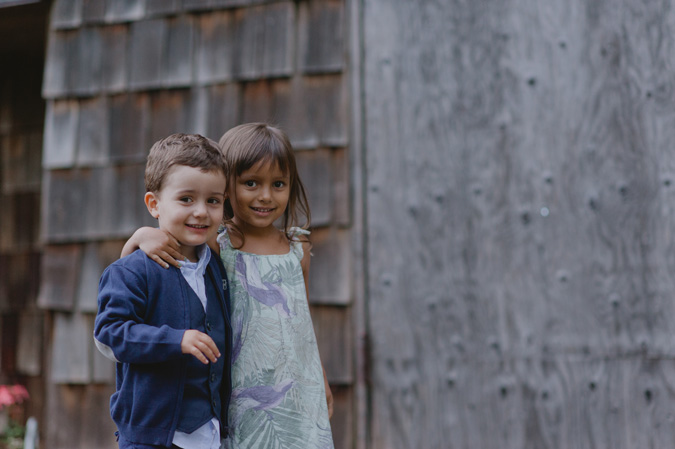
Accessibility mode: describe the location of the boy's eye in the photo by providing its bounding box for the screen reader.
[179,197,193,203]
[208,198,221,204]
[244,180,257,187]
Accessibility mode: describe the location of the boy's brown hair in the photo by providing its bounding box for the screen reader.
[144,133,226,193]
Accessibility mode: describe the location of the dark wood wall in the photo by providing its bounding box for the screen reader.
[36,1,353,448]
[0,0,50,431]
[363,0,675,448]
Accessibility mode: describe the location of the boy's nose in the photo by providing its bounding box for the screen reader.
[193,203,207,216]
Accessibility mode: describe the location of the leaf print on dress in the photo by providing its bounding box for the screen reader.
[230,378,294,428]
[236,253,293,318]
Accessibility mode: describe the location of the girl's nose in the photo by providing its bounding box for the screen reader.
[258,186,271,201]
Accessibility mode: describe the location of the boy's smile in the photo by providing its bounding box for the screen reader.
[145,165,226,262]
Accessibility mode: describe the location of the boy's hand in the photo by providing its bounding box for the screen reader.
[140,229,183,269]
[181,330,221,364]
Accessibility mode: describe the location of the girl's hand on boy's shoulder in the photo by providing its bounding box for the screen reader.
[138,228,183,269]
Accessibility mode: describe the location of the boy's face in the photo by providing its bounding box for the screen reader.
[145,165,226,261]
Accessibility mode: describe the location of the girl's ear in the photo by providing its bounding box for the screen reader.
[144,192,161,219]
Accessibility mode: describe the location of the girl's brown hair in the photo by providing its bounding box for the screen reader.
[218,123,310,246]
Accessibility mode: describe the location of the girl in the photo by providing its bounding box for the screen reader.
[123,123,334,449]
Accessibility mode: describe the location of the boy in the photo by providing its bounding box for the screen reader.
[94,133,231,449]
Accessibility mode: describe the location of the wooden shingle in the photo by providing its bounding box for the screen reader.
[0,252,40,311]
[1,131,42,194]
[330,385,353,449]
[81,0,106,24]
[43,30,77,98]
[149,89,192,146]
[163,15,196,87]
[296,149,332,227]
[77,96,110,167]
[304,74,348,147]
[112,164,156,235]
[234,3,294,80]
[196,11,236,84]
[104,0,145,24]
[37,244,82,311]
[42,169,88,240]
[51,0,83,30]
[50,312,90,383]
[146,0,182,17]
[298,0,344,74]
[100,25,129,93]
[183,0,215,12]
[43,99,79,169]
[310,305,353,384]
[205,83,241,140]
[108,93,150,163]
[308,227,351,305]
[77,240,126,313]
[16,311,44,376]
[72,27,103,96]
[331,148,350,226]
[129,19,167,90]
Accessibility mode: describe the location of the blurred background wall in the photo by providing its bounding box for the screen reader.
[2,0,675,448]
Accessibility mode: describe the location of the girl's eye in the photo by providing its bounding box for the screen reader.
[273,181,286,188]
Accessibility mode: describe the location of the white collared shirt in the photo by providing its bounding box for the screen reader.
[173,244,223,449]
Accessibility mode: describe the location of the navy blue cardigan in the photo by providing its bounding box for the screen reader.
[94,249,232,447]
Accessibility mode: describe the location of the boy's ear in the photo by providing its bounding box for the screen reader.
[144,192,160,219]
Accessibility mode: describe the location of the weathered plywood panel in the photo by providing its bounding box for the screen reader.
[363,0,675,447]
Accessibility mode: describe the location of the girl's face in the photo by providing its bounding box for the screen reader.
[229,159,290,233]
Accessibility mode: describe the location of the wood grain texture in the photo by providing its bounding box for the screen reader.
[363,0,675,447]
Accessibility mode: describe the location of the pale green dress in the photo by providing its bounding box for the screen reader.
[217,228,334,449]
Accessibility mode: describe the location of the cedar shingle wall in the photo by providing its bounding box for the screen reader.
[39,1,352,448]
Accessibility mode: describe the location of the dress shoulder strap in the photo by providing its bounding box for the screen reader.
[216,226,231,251]
[288,227,310,261]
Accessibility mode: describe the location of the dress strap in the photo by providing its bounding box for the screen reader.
[288,227,310,261]
[216,226,231,251]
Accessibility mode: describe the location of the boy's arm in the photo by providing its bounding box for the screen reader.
[300,240,334,419]
[121,227,183,268]
[94,263,185,364]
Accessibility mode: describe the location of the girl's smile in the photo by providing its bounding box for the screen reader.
[229,160,290,234]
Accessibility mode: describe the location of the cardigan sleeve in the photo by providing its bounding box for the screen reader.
[94,259,185,364]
